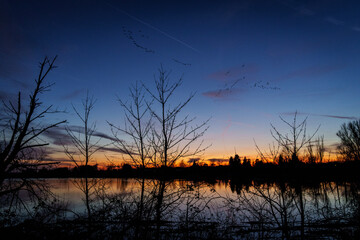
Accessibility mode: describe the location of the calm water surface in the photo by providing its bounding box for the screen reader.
[3,178,360,239]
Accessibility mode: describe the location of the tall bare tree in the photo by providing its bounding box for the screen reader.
[0,56,65,196]
[109,82,153,168]
[144,67,210,167]
[270,112,320,163]
[64,92,101,168]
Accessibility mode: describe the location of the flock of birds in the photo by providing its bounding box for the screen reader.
[122,26,280,95]
[122,26,155,53]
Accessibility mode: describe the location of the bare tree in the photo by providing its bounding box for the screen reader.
[0,56,65,196]
[144,67,210,167]
[270,112,320,163]
[108,82,153,168]
[336,120,360,162]
[64,92,101,168]
[254,140,280,164]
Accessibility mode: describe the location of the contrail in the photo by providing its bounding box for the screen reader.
[105,2,200,53]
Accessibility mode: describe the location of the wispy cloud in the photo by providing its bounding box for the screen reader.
[187,158,201,164]
[65,125,117,142]
[202,88,244,100]
[98,147,128,154]
[206,158,228,163]
[208,65,245,82]
[44,125,118,146]
[207,64,258,82]
[186,157,229,165]
[282,111,359,120]
[319,114,358,120]
[43,128,73,146]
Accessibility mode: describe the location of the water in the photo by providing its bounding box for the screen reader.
[2,178,360,239]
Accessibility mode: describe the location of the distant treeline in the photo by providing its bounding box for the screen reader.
[10,160,360,182]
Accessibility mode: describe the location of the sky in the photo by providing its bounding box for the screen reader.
[1,0,360,167]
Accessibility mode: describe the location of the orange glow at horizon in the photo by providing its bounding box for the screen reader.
[50,149,339,169]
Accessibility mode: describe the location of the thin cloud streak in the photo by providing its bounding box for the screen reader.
[187,158,201,164]
[282,111,359,120]
[207,64,259,82]
[44,125,118,146]
[98,147,129,154]
[202,88,244,100]
[206,158,228,163]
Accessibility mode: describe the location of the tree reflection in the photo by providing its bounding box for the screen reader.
[226,180,360,239]
[2,178,360,239]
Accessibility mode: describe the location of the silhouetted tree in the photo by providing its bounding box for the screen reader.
[229,154,241,167]
[64,92,101,168]
[337,120,360,161]
[144,67,209,167]
[0,56,65,197]
[229,156,234,166]
[278,154,285,165]
[243,157,251,167]
[254,140,280,163]
[109,82,153,168]
[234,154,241,166]
[271,112,320,164]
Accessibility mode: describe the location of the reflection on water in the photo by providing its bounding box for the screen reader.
[1,178,360,239]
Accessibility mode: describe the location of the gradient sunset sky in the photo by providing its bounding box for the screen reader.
[1,0,360,166]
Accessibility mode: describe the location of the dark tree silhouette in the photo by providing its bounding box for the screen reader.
[64,92,101,167]
[337,120,360,161]
[229,154,241,167]
[270,112,320,164]
[0,56,65,196]
[144,67,210,167]
[254,140,280,164]
[109,82,153,168]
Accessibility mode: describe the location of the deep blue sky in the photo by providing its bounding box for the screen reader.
[1,0,360,165]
